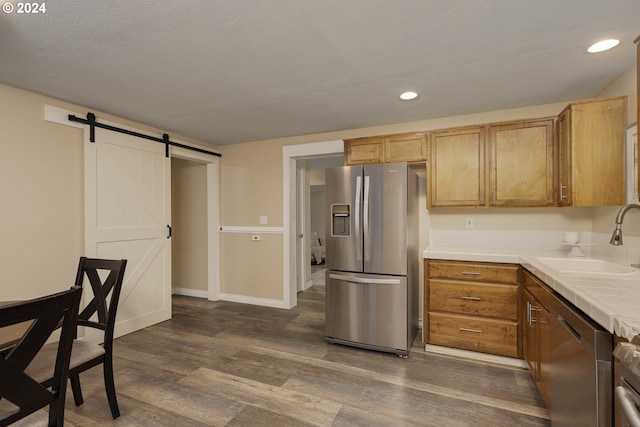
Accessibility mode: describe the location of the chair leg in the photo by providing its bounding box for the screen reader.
[103,356,120,419]
[70,375,84,406]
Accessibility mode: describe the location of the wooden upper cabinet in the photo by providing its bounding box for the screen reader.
[344,136,383,165]
[488,118,555,207]
[384,132,427,163]
[428,119,554,208]
[344,132,427,165]
[557,97,626,206]
[428,126,486,208]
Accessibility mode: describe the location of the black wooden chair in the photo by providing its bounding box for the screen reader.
[0,286,82,427]
[27,257,127,419]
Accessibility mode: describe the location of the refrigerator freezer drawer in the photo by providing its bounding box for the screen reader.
[326,271,408,354]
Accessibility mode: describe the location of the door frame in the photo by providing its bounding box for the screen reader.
[170,145,220,301]
[44,105,220,303]
[282,140,343,309]
[296,164,308,292]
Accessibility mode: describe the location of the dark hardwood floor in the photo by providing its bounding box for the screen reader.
[62,285,550,426]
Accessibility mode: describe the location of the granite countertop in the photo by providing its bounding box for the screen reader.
[423,246,640,341]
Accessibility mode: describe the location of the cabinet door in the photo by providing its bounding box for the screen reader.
[344,137,383,165]
[489,119,554,206]
[538,306,551,407]
[560,97,626,206]
[384,133,427,163]
[428,127,486,207]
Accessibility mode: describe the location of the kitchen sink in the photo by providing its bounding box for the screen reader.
[536,257,638,276]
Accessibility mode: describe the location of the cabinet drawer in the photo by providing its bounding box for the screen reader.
[429,312,518,358]
[521,269,552,310]
[429,279,517,320]
[428,261,518,283]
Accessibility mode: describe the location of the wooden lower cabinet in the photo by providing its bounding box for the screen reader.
[520,269,551,408]
[424,260,519,358]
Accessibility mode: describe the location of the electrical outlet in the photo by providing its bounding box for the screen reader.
[465,218,474,229]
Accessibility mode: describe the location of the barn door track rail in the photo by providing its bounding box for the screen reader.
[68,112,221,158]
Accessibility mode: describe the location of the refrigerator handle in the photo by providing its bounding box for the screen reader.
[355,175,362,261]
[329,273,402,285]
[363,175,370,262]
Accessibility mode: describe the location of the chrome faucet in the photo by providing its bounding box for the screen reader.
[609,203,640,246]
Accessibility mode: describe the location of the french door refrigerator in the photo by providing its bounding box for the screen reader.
[325,162,419,356]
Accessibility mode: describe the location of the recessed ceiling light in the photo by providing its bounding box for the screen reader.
[587,39,620,53]
[400,91,418,100]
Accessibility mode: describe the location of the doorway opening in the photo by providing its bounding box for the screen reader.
[171,157,209,298]
[170,145,220,301]
[282,140,344,309]
[304,157,344,290]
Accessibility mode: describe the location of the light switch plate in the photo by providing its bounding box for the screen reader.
[260,216,268,225]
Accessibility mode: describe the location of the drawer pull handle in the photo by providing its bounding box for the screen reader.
[461,296,482,301]
[461,272,481,276]
[459,328,482,334]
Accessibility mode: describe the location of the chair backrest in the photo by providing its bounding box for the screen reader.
[73,257,127,347]
[0,286,82,426]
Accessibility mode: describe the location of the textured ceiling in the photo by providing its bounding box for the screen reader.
[0,1,638,145]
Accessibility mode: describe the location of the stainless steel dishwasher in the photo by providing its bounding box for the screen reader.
[550,294,613,427]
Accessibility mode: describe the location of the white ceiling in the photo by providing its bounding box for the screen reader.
[0,1,638,145]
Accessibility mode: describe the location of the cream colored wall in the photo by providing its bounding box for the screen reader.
[220,139,285,227]
[429,207,593,231]
[0,85,83,300]
[171,158,208,292]
[218,138,287,299]
[0,83,214,302]
[220,233,283,299]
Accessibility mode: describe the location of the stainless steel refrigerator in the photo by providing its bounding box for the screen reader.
[325,162,419,356]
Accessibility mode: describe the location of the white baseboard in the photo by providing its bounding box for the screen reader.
[304,279,313,290]
[172,289,296,308]
[218,292,287,309]
[424,344,526,368]
[172,287,209,299]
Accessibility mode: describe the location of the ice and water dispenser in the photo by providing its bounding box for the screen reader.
[331,204,350,237]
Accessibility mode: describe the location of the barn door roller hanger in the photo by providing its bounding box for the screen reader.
[68,112,221,158]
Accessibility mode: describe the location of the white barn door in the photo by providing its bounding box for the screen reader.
[84,127,171,339]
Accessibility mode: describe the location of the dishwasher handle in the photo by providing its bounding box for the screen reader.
[557,314,582,343]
